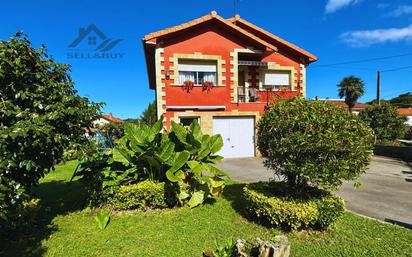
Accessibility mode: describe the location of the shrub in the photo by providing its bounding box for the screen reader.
[108,181,168,211]
[359,102,407,143]
[0,198,41,237]
[0,33,101,225]
[404,126,412,140]
[257,97,374,191]
[243,182,344,230]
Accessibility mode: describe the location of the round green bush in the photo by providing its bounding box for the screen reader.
[257,97,374,190]
[107,181,170,211]
[359,102,407,143]
[243,182,345,230]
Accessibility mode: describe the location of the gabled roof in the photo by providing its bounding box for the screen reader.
[227,15,317,62]
[320,99,368,110]
[143,11,278,51]
[101,113,124,124]
[398,108,412,116]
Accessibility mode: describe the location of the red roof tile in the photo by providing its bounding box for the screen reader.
[398,108,412,116]
[320,99,368,110]
[101,113,124,124]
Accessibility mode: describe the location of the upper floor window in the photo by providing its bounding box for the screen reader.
[178,60,217,85]
[263,71,291,87]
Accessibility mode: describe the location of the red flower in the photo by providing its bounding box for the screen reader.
[182,80,194,93]
[201,81,214,92]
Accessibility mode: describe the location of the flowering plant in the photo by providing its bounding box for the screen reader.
[201,81,214,92]
[182,80,195,93]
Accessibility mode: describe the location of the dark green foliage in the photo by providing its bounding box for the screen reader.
[108,181,168,210]
[0,33,102,227]
[404,126,412,140]
[257,97,374,190]
[359,102,407,143]
[389,92,412,108]
[140,101,157,126]
[337,76,365,112]
[76,118,229,209]
[243,182,345,230]
[1,198,41,237]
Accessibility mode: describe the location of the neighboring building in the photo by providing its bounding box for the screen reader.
[93,113,124,126]
[143,11,317,157]
[319,99,368,115]
[398,108,412,126]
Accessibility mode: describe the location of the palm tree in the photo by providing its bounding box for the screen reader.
[337,76,365,112]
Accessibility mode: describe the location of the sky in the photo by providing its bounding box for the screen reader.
[1,0,412,119]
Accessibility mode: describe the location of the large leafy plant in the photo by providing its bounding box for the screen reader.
[78,119,228,208]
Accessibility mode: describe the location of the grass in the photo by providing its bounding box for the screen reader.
[2,160,412,257]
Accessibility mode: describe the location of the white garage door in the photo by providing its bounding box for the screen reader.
[213,117,255,158]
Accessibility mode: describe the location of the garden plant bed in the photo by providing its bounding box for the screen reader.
[2,161,412,257]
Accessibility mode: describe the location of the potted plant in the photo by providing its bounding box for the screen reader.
[182,80,194,93]
[201,81,214,92]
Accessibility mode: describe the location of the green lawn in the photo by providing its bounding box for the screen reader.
[3,160,412,257]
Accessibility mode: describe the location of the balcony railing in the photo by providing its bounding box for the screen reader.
[237,86,299,104]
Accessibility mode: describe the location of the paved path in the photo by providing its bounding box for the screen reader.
[217,156,412,227]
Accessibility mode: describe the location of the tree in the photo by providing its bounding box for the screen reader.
[0,33,102,225]
[389,92,412,108]
[257,97,374,191]
[337,76,365,112]
[359,102,407,143]
[139,101,157,126]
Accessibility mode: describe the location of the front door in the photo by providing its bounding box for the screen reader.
[212,117,255,158]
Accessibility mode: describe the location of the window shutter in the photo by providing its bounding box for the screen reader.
[264,72,290,86]
[178,60,217,72]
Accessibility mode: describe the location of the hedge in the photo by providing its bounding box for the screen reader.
[108,181,169,211]
[242,182,345,230]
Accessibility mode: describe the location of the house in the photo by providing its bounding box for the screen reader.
[398,108,412,126]
[93,113,124,126]
[319,99,368,114]
[142,11,317,158]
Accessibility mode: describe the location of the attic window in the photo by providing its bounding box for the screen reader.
[263,71,291,86]
[178,60,217,85]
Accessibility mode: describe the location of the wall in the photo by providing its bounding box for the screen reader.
[155,21,304,129]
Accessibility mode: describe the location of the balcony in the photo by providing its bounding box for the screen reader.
[237,86,300,105]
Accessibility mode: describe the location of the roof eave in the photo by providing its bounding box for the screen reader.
[229,16,317,63]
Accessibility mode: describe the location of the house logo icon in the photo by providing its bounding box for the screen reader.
[67,24,124,59]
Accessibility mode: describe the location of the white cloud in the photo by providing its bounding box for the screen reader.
[325,0,359,13]
[340,25,412,47]
[387,5,412,17]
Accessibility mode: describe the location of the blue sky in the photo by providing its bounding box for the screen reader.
[2,0,412,119]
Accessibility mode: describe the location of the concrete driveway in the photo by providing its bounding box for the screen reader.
[217,156,412,227]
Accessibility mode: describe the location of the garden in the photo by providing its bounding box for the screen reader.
[1,34,412,257]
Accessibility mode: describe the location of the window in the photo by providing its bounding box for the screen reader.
[178,60,217,85]
[179,116,200,127]
[263,71,291,86]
